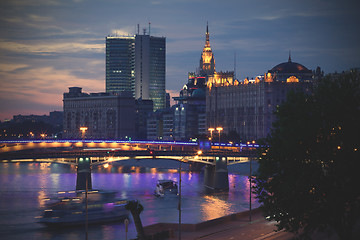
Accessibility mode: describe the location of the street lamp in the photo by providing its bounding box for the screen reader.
[80,127,88,139]
[216,127,223,149]
[208,128,215,141]
[249,156,252,222]
[80,127,88,147]
[208,128,215,150]
[178,157,183,240]
[178,150,202,240]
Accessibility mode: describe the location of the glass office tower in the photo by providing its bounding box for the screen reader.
[105,36,135,95]
[135,34,166,111]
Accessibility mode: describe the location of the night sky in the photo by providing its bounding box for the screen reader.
[0,0,359,121]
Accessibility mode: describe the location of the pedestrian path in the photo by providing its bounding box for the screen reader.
[144,208,296,240]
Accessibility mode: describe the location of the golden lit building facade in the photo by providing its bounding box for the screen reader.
[206,57,315,142]
[199,23,215,77]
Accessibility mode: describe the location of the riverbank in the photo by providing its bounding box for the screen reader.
[142,207,295,240]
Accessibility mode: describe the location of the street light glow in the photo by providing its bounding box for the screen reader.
[216,127,223,149]
[80,127,88,132]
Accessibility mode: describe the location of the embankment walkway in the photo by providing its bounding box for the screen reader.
[143,208,296,240]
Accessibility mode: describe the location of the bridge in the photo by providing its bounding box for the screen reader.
[0,139,258,191]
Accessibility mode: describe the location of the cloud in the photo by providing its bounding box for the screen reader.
[6,0,61,7]
[28,14,52,22]
[0,63,29,72]
[0,40,104,55]
[0,66,104,120]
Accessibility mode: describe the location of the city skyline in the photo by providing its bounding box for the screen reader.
[1,0,360,121]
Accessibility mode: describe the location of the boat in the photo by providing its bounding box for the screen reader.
[37,190,129,226]
[154,180,178,197]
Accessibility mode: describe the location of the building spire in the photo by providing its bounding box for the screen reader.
[288,50,292,62]
[200,22,215,76]
[205,21,210,48]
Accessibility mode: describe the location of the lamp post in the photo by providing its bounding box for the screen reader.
[85,171,89,240]
[80,127,88,147]
[178,156,183,240]
[178,150,202,240]
[208,128,215,150]
[208,128,215,149]
[79,127,88,240]
[80,127,88,139]
[249,156,252,222]
[216,127,223,149]
[208,128,215,141]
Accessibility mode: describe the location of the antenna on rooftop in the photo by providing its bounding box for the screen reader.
[137,24,140,35]
[234,51,237,79]
[149,20,151,36]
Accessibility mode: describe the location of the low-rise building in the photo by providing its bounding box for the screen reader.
[63,87,135,139]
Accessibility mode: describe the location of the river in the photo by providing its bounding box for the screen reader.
[0,159,259,240]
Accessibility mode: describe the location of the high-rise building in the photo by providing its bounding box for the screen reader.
[105,36,135,94]
[135,34,166,111]
[199,23,215,78]
[106,30,166,112]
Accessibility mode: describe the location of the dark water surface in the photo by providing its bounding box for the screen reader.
[0,160,258,240]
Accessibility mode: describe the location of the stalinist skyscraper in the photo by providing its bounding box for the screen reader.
[199,23,215,78]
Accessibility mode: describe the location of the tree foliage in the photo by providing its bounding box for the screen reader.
[253,70,360,239]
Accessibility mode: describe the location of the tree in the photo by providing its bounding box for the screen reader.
[253,70,360,239]
[125,200,146,240]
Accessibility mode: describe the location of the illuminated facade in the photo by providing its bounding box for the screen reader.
[206,57,315,141]
[63,87,135,139]
[199,23,215,77]
[168,24,233,141]
[106,31,166,112]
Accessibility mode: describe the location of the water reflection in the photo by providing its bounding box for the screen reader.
[201,195,231,220]
[0,161,259,240]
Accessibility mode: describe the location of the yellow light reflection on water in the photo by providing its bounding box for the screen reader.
[201,195,231,221]
[188,172,192,180]
[37,190,47,208]
[150,168,157,174]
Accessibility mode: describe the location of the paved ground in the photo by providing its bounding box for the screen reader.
[168,210,295,240]
[144,208,360,240]
[144,209,296,240]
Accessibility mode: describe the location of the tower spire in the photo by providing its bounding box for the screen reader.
[200,22,215,76]
[288,50,292,62]
[205,21,210,48]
